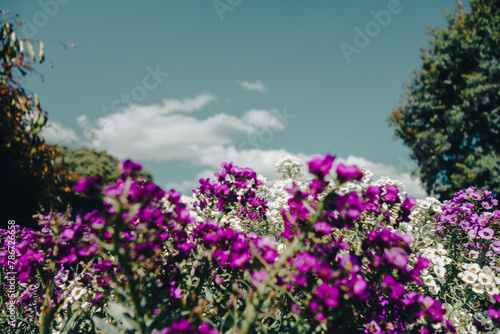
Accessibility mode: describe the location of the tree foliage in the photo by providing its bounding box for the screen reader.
[0,19,77,229]
[389,0,500,200]
[52,146,154,219]
[54,146,154,185]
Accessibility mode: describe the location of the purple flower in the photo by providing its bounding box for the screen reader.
[479,227,495,240]
[73,175,102,196]
[401,195,416,211]
[349,274,367,296]
[229,251,250,269]
[171,320,193,333]
[384,247,409,269]
[483,201,494,210]
[77,242,99,257]
[338,253,361,273]
[492,240,500,254]
[119,159,142,174]
[252,270,268,288]
[59,248,78,264]
[315,264,333,281]
[308,154,335,180]
[314,221,332,235]
[489,307,500,324]
[382,185,399,203]
[365,320,382,334]
[261,247,279,263]
[381,274,406,298]
[315,282,339,307]
[198,323,219,334]
[469,250,479,259]
[93,261,114,272]
[459,220,471,230]
[336,163,363,183]
[291,253,318,273]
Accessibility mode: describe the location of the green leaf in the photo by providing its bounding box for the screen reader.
[24,39,35,61]
[92,316,121,334]
[59,310,79,334]
[39,40,44,63]
[106,302,139,331]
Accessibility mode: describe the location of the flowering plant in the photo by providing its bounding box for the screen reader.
[0,154,498,333]
[403,187,500,333]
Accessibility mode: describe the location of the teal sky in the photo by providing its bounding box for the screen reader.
[4,0,466,197]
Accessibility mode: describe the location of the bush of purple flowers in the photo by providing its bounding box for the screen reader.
[0,154,498,333]
[400,186,500,333]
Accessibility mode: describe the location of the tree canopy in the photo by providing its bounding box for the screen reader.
[389,0,500,200]
[54,146,154,186]
[0,20,76,229]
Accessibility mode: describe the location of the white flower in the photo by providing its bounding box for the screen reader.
[431,204,442,214]
[431,256,447,267]
[277,244,286,254]
[474,312,487,324]
[433,266,446,278]
[423,275,436,287]
[429,285,440,295]
[461,271,478,284]
[485,285,500,296]
[468,263,481,274]
[418,200,431,209]
[70,286,87,301]
[465,324,478,334]
[422,248,436,258]
[482,266,493,274]
[484,320,494,331]
[436,245,448,255]
[478,272,494,286]
[472,283,485,294]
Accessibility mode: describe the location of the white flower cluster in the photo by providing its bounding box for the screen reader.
[261,155,309,235]
[52,277,91,334]
[274,154,304,180]
[444,305,499,334]
[458,264,500,298]
[401,197,442,250]
[420,243,452,295]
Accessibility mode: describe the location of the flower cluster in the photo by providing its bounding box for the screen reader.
[435,187,500,269]
[400,186,500,333]
[2,154,500,334]
[192,161,269,235]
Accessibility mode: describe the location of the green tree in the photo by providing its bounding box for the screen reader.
[389,0,500,200]
[53,146,154,218]
[0,19,77,229]
[55,146,154,185]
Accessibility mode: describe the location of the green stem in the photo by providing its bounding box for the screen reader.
[477,239,492,267]
[113,205,147,334]
[441,228,458,298]
[39,262,57,334]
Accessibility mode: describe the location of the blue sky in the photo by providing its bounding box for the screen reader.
[4,0,465,197]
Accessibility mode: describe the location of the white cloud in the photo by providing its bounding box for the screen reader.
[165,169,215,193]
[81,93,290,163]
[242,109,285,130]
[40,121,79,145]
[236,80,268,93]
[162,149,426,199]
[62,92,426,198]
[123,93,216,116]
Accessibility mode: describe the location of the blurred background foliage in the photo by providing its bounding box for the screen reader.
[389,0,500,200]
[0,17,153,229]
[54,146,153,186]
[0,19,76,229]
